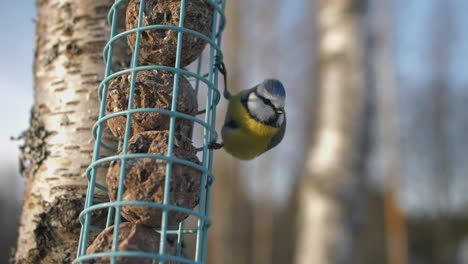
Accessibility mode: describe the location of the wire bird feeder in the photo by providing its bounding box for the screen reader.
[74,0,226,263]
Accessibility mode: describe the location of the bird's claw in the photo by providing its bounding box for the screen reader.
[208,142,224,150]
[215,62,227,75]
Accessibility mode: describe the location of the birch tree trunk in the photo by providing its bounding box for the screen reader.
[370,1,408,263]
[14,0,119,263]
[294,0,370,263]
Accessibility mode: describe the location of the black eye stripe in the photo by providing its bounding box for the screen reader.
[253,91,280,111]
[259,96,273,107]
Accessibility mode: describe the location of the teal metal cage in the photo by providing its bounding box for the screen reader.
[74,0,226,263]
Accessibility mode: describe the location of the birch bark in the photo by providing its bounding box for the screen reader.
[14,1,120,263]
[295,1,370,263]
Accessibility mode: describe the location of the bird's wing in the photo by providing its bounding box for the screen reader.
[262,113,286,154]
[222,117,239,133]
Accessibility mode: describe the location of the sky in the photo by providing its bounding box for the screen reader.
[395,0,468,215]
[0,1,35,160]
[0,1,35,199]
[0,1,35,258]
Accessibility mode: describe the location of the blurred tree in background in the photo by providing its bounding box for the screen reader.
[295,0,370,263]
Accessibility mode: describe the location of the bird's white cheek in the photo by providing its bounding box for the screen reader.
[249,102,274,121]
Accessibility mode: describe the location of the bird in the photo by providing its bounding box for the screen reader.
[210,63,286,160]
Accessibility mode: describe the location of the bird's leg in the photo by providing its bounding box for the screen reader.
[208,142,224,150]
[211,59,228,150]
[215,61,231,99]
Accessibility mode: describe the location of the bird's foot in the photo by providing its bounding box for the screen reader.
[215,61,227,76]
[208,142,224,150]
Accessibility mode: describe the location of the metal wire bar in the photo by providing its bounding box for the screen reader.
[177,222,185,260]
[201,2,226,260]
[91,107,220,155]
[159,1,187,262]
[97,65,221,100]
[76,251,198,264]
[75,0,225,263]
[194,6,219,261]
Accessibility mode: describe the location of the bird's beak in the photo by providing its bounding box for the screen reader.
[276,108,284,114]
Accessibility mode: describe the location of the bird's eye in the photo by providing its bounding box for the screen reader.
[261,98,270,105]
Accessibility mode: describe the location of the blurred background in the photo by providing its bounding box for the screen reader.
[0,0,35,262]
[2,0,468,263]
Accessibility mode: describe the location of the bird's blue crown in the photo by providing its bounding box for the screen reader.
[262,79,286,98]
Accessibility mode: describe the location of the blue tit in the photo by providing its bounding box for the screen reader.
[210,72,286,160]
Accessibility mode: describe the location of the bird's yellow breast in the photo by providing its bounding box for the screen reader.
[221,93,278,160]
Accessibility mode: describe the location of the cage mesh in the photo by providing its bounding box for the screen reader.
[74,0,226,263]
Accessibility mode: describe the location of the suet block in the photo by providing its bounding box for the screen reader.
[126,0,213,67]
[106,70,197,140]
[86,222,176,264]
[106,131,201,228]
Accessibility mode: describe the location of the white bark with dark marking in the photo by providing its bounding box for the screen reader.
[14,0,120,263]
[295,0,369,263]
